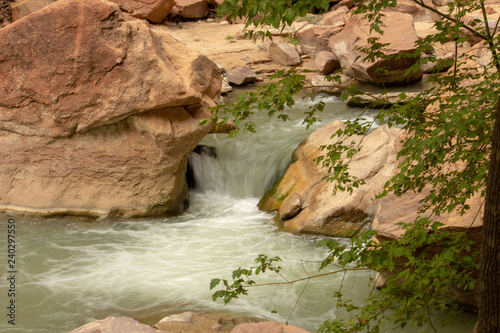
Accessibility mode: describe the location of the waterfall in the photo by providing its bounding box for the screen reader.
[187,136,294,198]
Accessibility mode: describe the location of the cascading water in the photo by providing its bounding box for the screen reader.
[0,95,476,333]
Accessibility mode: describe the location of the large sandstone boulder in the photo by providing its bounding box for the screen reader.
[109,0,176,23]
[0,0,221,218]
[328,12,422,86]
[259,121,401,237]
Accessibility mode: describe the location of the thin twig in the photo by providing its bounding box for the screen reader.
[287,279,310,324]
[247,267,370,288]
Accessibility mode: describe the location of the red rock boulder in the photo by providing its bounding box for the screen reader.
[329,12,422,86]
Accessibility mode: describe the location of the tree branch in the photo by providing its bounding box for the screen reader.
[411,0,488,41]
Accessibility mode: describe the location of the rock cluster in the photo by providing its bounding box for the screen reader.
[69,314,310,333]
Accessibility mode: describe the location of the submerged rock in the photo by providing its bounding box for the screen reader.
[0,0,221,218]
[259,121,401,237]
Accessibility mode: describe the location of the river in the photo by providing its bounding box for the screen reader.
[0,95,477,332]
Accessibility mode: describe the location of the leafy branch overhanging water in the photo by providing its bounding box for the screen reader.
[208,0,500,332]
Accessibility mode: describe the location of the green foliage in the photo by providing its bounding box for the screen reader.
[314,219,479,332]
[209,0,498,331]
[207,69,307,137]
[217,0,330,39]
[210,255,283,304]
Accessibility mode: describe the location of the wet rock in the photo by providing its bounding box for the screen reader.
[109,0,176,23]
[0,0,221,218]
[259,121,401,237]
[227,66,257,85]
[329,12,422,86]
[267,42,301,66]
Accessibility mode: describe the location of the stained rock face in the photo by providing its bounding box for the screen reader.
[0,0,221,218]
[329,12,422,86]
[259,121,401,237]
[109,0,177,23]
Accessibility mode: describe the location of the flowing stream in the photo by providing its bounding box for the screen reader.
[0,95,477,332]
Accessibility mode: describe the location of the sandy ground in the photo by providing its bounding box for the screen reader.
[152,20,317,80]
